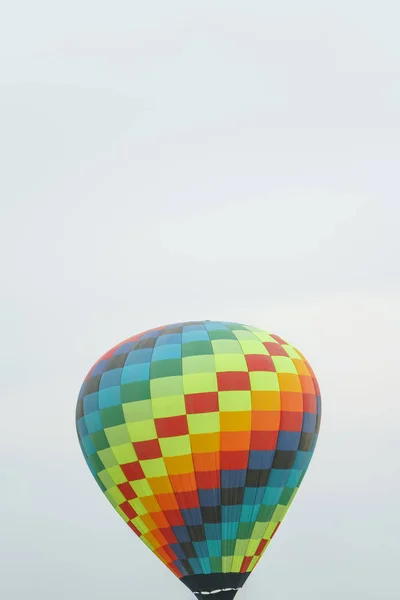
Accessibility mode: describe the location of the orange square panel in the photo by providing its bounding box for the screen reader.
[155,493,179,511]
[141,514,158,532]
[300,375,315,393]
[169,472,197,492]
[252,410,280,431]
[190,432,220,453]
[150,511,170,529]
[251,391,280,411]
[192,452,220,472]
[280,391,303,412]
[220,411,251,432]
[140,495,161,514]
[164,454,194,475]
[220,431,250,451]
[148,476,173,495]
[278,373,302,392]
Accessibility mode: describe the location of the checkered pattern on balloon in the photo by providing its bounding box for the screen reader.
[76,321,321,598]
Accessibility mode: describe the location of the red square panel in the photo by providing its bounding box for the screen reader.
[159,527,178,544]
[263,342,288,356]
[155,415,188,438]
[118,482,137,501]
[127,521,141,536]
[220,450,248,470]
[134,439,162,460]
[120,500,137,520]
[271,521,281,538]
[163,545,178,562]
[169,564,182,577]
[155,493,179,511]
[270,334,287,345]
[185,392,219,414]
[121,461,145,481]
[251,430,279,451]
[155,547,173,564]
[175,490,200,510]
[256,539,268,555]
[163,509,185,526]
[302,393,317,413]
[196,470,219,489]
[217,371,250,391]
[245,354,275,372]
[300,375,315,394]
[280,411,303,431]
[240,557,252,573]
[312,377,320,396]
[151,512,170,529]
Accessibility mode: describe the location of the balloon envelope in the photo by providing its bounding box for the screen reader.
[76,321,321,598]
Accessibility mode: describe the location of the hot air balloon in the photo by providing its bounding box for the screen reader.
[76,321,321,599]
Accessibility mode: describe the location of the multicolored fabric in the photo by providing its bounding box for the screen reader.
[76,321,321,597]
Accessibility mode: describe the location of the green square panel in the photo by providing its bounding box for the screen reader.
[97,448,119,468]
[182,341,213,357]
[234,539,249,557]
[224,323,249,331]
[280,487,294,506]
[222,556,233,571]
[208,330,237,340]
[105,424,131,446]
[88,452,105,474]
[273,504,288,522]
[123,400,153,422]
[127,419,157,443]
[282,345,301,359]
[98,469,115,490]
[272,356,297,374]
[210,557,222,571]
[90,430,110,452]
[151,376,183,398]
[121,381,151,403]
[112,443,137,464]
[237,523,250,540]
[150,359,182,379]
[257,504,275,522]
[100,405,125,428]
[251,522,268,539]
[214,354,247,372]
[231,330,259,340]
[222,539,236,556]
[182,355,215,374]
[212,340,242,354]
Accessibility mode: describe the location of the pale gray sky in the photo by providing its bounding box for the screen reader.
[1,2,399,599]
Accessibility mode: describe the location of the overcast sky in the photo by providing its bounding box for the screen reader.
[1,2,399,599]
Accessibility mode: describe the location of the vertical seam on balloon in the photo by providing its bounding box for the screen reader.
[239,326,284,571]
[229,325,268,568]
[265,353,322,556]
[147,324,197,578]
[105,328,163,480]
[201,321,223,573]
[257,347,321,563]
[103,336,136,468]
[226,323,256,572]
[125,327,189,576]
[94,332,146,488]
[180,322,208,576]
[138,327,182,568]
[81,329,161,523]
[220,322,246,574]
[257,342,308,557]
[302,355,322,467]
